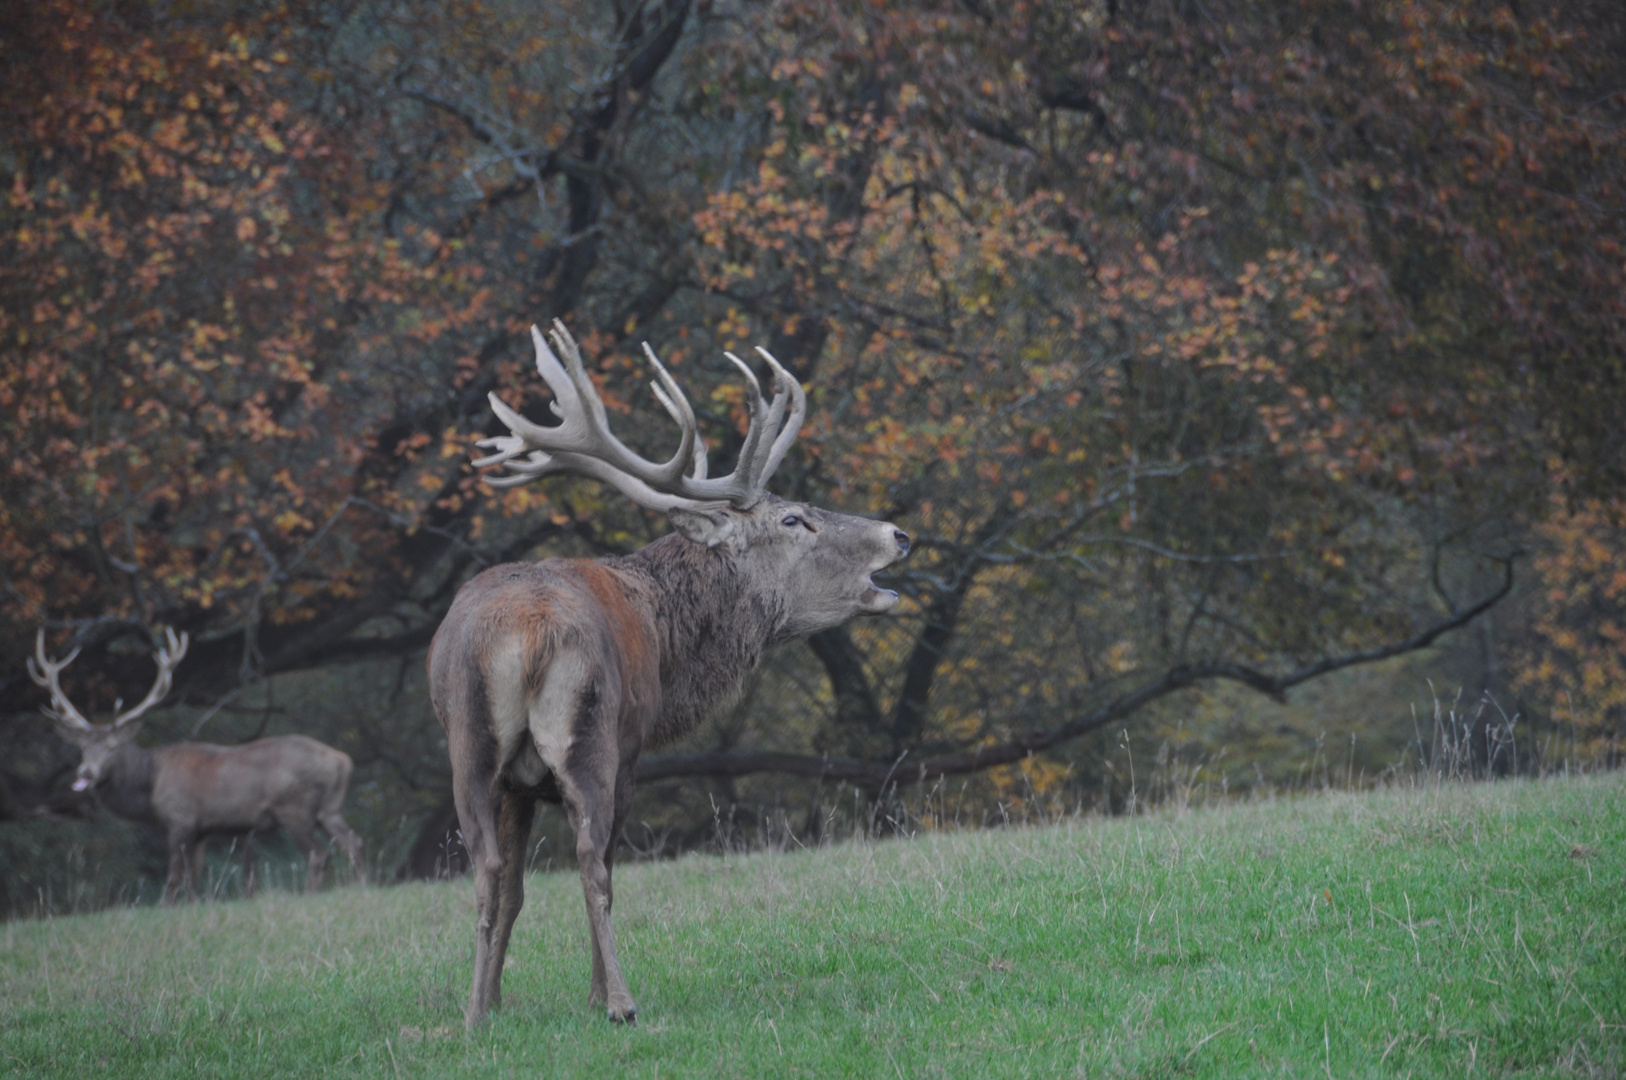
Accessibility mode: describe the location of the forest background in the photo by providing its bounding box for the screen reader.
[1,0,1622,914]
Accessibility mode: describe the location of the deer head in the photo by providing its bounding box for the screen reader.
[474,322,908,628]
[28,628,189,792]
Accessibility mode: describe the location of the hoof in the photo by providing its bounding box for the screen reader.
[608,1003,638,1025]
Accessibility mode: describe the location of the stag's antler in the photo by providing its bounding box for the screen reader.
[473,321,806,511]
[27,628,189,733]
[109,627,189,730]
[28,631,93,734]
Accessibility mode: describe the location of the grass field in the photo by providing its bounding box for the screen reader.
[2,774,1622,1078]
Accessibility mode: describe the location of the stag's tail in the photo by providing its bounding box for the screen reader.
[429,569,533,884]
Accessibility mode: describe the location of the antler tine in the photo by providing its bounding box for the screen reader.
[552,320,698,489]
[640,342,701,450]
[732,348,799,489]
[474,323,698,500]
[111,627,189,730]
[685,431,710,481]
[27,629,94,732]
[472,324,596,471]
[546,320,611,432]
[721,351,772,497]
[642,342,710,481]
[751,347,807,486]
[482,445,730,513]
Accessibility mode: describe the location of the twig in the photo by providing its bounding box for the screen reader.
[1183,1020,1240,1063]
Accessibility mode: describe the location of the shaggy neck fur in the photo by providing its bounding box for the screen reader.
[619,533,787,746]
[94,741,159,823]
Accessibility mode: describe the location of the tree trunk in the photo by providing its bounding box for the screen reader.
[397,792,470,881]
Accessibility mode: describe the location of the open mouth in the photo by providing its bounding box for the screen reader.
[859,574,900,613]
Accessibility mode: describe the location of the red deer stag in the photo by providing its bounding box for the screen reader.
[29,629,368,901]
[430,321,910,1026]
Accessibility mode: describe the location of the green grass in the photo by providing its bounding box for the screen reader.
[3,775,1623,1078]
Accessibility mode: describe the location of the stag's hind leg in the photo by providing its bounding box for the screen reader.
[317,809,368,886]
[457,786,533,1022]
[285,819,331,893]
[184,835,208,901]
[318,754,368,885]
[164,829,198,904]
[317,800,369,884]
[555,756,637,1024]
[594,765,636,1003]
[528,650,637,1022]
[449,734,505,1029]
[479,789,535,1014]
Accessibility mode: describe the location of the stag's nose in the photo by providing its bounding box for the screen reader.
[893,529,911,556]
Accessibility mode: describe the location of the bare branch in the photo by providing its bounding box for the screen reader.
[638,553,1521,786]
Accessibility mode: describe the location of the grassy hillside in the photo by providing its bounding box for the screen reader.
[3,775,1622,1078]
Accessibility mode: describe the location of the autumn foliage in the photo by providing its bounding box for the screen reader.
[1516,498,1626,760]
[1,1,504,696]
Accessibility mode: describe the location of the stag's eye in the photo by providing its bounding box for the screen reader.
[781,514,802,529]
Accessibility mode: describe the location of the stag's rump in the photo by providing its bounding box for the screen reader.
[427,558,661,793]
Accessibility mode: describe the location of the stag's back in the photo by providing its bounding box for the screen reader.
[151,734,353,834]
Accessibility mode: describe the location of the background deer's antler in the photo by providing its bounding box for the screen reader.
[27,630,94,735]
[27,627,190,733]
[110,627,189,730]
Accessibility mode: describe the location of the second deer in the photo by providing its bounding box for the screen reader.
[29,629,368,901]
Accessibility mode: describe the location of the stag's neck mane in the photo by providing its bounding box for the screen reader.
[622,533,786,744]
[96,740,160,823]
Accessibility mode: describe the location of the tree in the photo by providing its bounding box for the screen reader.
[1513,496,1626,764]
[2,0,1620,881]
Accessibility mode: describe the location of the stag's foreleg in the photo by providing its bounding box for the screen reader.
[187,837,209,900]
[162,844,182,904]
[163,829,194,904]
[241,832,258,897]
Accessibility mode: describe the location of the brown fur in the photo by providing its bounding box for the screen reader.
[77,734,367,902]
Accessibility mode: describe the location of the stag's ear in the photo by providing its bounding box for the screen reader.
[667,507,747,553]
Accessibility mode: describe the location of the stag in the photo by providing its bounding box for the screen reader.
[430,321,909,1026]
[29,629,368,901]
